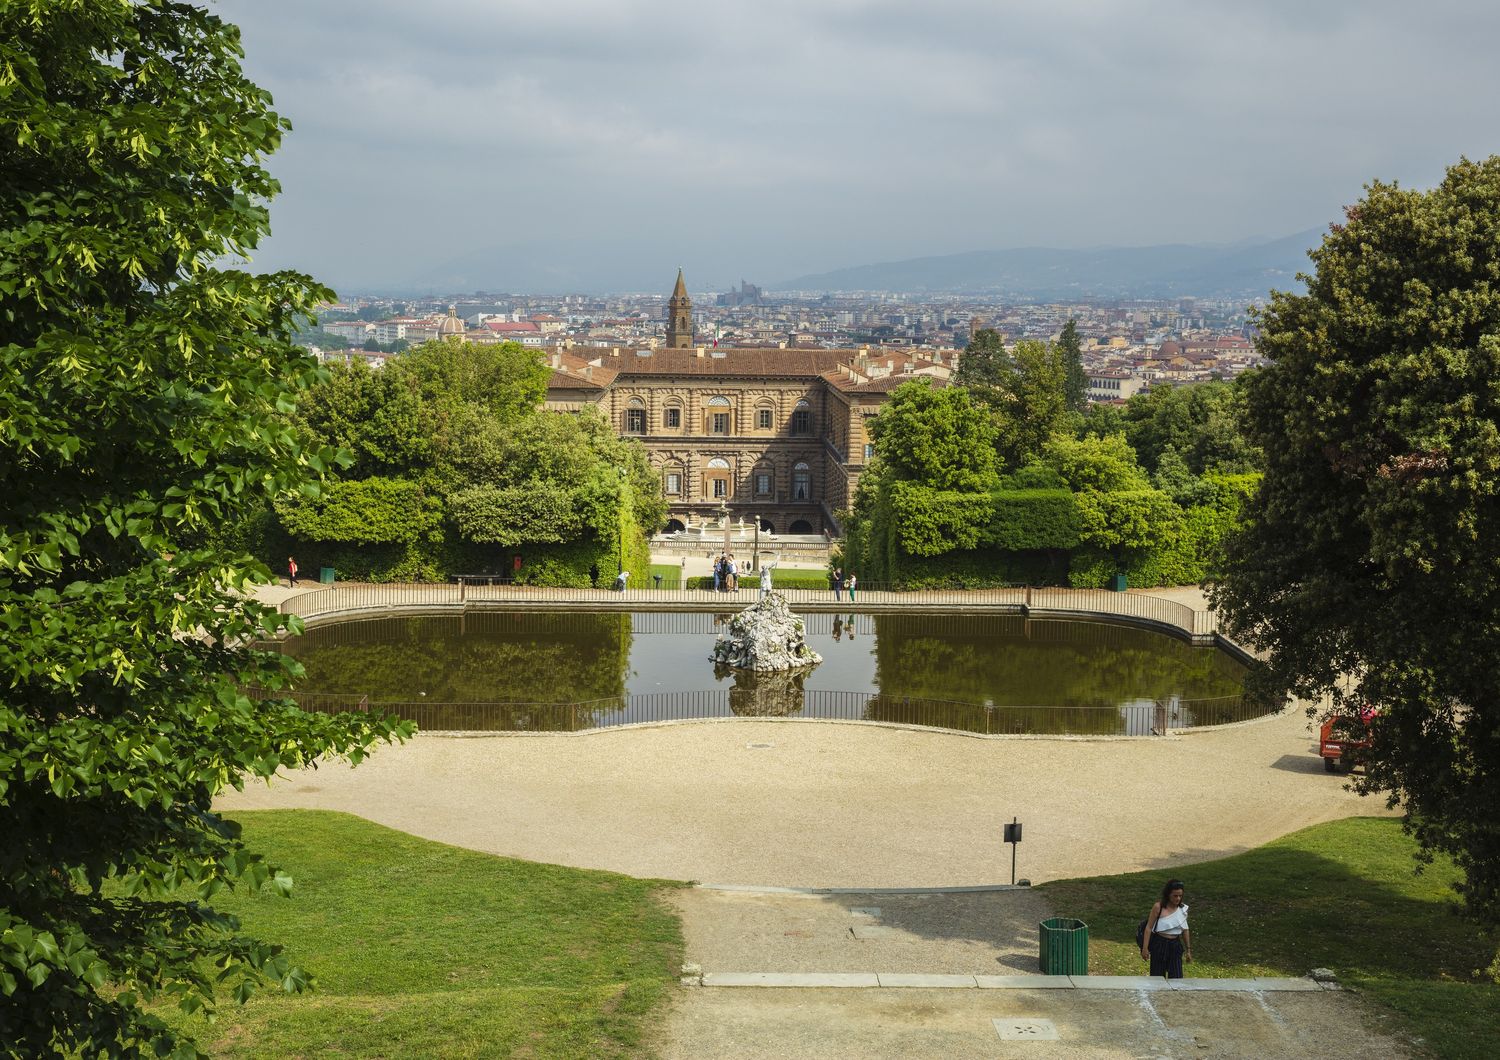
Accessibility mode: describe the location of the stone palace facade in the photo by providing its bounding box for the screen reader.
[545,274,952,535]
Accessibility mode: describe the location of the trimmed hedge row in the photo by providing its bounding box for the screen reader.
[847,474,1257,588]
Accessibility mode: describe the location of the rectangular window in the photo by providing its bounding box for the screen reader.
[625,409,646,433]
[755,472,772,496]
[791,409,811,434]
[712,412,730,434]
[664,408,681,428]
[757,409,773,429]
[712,478,727,498]
[793,472,810,500]
[665,473,681,495]
[864,443,875,460]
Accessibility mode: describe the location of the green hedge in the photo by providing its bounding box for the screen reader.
[847,474,1261,589]
[985,490,1081,551]
[276,476,442,546]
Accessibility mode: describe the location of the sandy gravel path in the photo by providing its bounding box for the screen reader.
[218,703,1384,887]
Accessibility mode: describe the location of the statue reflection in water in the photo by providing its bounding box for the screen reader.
[716,664,808,717]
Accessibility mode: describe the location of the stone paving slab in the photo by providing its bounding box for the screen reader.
[876,973,977,988]
[1188,976,1322,992]
[701,971,1323,993]
[974,974,1076,989]
[1067,974,1173,990]
[703,972,880,988]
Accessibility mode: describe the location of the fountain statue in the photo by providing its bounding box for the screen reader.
[709,592,822,672]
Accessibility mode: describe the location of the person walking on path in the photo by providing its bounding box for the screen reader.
[1141,879,1192,979]
[846,571,858,604]
[832,567,844,601]
[287,556,298,588]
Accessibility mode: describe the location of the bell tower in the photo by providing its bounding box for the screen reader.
[666,267,693,349]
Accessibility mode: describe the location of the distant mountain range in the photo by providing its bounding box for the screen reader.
[774,228,1324,298]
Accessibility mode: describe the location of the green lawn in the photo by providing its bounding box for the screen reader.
[648,563,684,588]
[169,811,684,1058]
[647,564,832,591]
[1043,817,1500,1058]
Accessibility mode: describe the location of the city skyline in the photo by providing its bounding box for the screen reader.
[219,0,1500,294]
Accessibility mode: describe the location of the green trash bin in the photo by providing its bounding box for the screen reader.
[318,566,335,585]
[1038,917,1088,975]
[1110,572,1128,592]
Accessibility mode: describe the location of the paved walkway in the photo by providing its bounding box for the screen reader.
[673,887,1054,975]
[653,983,1411,1059]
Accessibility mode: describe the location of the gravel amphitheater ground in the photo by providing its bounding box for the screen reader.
[218,708,1383,889]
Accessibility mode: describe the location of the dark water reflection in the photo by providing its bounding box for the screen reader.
[269,611,1251,733]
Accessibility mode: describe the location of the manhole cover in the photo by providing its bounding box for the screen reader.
[993,1018,1059,1041]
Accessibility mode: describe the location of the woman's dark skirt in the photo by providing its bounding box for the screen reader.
[1148,935,1185,978]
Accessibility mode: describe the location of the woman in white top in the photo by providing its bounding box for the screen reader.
[1140,878,1192,978]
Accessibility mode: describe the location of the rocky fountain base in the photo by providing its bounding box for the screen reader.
[709,592,822,672]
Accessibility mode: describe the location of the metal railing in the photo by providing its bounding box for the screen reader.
[244,684,1272,736]
[278,582,1218,639]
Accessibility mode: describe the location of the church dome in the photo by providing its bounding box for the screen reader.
[438,304,464,337]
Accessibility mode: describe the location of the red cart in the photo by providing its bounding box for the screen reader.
[1319,707,1375,773]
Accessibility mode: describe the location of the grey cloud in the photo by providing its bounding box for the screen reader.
[212,0,1500,293]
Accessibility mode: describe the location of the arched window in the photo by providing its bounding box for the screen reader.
[788,519,814,534]
[791,399,812,435]
[705,458,731,500]
[792,461,811,501]
[625,396,646,434]
[707,396,731,435]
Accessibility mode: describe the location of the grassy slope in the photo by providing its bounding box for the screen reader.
[1043,817,1500,1058]
[172,811,683,1059]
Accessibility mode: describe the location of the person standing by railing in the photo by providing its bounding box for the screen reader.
[847,571,858,603]
[832,567,844,601]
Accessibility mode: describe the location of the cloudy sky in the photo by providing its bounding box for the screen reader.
[216,0,1500,294]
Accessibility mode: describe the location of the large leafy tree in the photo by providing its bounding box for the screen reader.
[994,338,1068,468]
[1212,157,1500,926]
[0,3,407,1055]
[869,380,1000,492]
[1122,380,1260,475]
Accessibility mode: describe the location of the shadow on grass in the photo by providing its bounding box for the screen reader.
[1042,818,1492,984]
